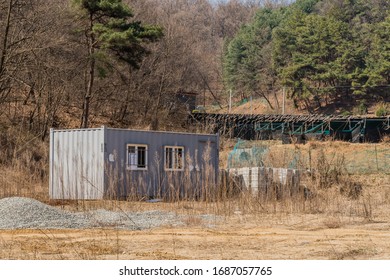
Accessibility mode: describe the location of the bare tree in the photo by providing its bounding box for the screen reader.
[0,0,267,137]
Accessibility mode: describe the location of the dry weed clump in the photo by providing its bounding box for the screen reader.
[182,215,203,227]
[313,149,345,189]
[381,135,390,143]
[0,126,49,200]
[323,217,342,229]
[339,180,363,200]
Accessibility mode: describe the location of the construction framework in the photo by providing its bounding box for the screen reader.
[190,113,390,143]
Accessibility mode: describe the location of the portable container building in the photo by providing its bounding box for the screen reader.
[49,127,219,200]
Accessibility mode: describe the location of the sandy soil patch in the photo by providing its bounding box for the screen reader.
[2,213,390,260]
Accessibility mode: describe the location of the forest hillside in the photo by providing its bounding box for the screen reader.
[0,0,389,184]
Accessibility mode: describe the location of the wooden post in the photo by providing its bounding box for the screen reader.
[282,87,286,115]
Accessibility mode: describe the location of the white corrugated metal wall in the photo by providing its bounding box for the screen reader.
[49,128,105,199]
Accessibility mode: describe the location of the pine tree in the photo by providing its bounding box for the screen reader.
[73,0,162,128]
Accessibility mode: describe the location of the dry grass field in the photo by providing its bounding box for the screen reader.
[1,199,390,260]
[0,141,389,260]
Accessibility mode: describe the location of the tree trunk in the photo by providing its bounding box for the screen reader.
[81,13,95,128]
[273,91,280,109]
[303,98,313,114]
[0,0,12,76]
[0,0,12,104]
[151,72,166,130]
[255,91,274,110]
[272,81,280,109]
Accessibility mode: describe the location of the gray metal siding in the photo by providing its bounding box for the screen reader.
[50,127,218,200]
[49,128,105,199]
[103,128,219,198]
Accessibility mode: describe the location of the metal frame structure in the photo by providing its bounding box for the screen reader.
[190,113,390,143]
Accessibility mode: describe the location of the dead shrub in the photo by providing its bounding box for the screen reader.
[340,181,363,200]
[182,215,203,227]
[381,135,390,143]
[218,170,243,199]
[323,217,342,229]
[314,149,346,189]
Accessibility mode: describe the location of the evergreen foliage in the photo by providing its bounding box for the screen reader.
[223,0,390,111]
[73,0,163,127]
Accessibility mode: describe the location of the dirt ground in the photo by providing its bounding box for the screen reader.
[2,210,390,260]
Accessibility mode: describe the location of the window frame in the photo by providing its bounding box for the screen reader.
[164,145,185,171]
[126,144,148,171]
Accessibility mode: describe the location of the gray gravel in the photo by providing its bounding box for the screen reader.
[0,197,90,229]
[0,197,216,230]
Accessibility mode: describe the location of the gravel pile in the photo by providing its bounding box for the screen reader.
[0,197,211,230]
[0,197,91,229]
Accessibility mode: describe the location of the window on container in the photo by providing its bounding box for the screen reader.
[164,146,184,171]
[127,144,147,170]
